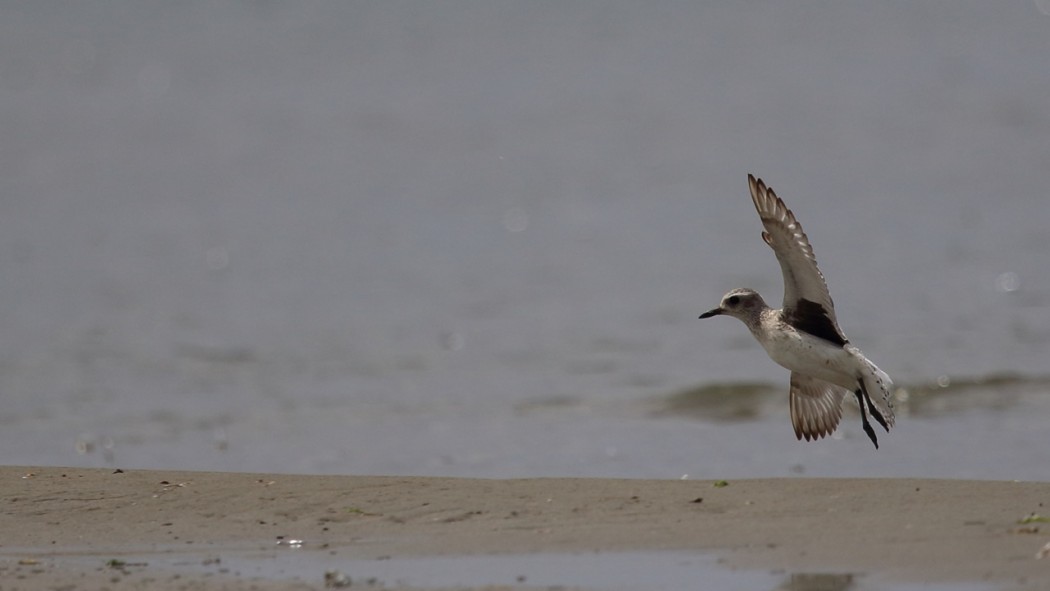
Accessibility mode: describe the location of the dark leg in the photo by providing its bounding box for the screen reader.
[868,400,889,432]
[854,389,879,449]
[857,380,890,432]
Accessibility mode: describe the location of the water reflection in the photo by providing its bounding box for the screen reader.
[778,572,855,591]
[651,382,780,421]
[651,373,1050,423]
[894,373,1050,417]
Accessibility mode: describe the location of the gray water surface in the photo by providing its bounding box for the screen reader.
[16,546,996,591]
[2,2,1049,479]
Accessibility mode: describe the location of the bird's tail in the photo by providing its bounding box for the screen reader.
[859,358,895,430]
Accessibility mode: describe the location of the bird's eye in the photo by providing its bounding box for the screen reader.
[726,295,740,306]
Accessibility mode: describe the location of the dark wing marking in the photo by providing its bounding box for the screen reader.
[785,298,848,347]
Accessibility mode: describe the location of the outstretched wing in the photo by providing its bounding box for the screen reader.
[789,372,848,441]
[749,174,847,346]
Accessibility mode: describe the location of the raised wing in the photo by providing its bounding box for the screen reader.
[749,174,847,345]
[788,372,848,441]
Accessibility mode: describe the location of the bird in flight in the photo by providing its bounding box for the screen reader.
[699,175,895,448]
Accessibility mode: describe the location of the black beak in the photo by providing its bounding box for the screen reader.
[698,308,723,319]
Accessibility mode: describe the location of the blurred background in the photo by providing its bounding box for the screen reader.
[2,1,1048,479]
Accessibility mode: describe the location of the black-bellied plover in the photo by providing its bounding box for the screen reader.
[699,175,895,448]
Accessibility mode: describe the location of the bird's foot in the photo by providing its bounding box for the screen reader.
[854,389,880,449]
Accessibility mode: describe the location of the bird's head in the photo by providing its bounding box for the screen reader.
[699,288,768,323]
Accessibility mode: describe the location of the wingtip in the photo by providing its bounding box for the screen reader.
[748,173,763,195]
[748,174,773,213]
[749,175,796,230]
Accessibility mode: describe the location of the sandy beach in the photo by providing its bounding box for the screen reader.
[1,466,1048,590]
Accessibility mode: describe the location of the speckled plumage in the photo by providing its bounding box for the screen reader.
[699,175,895,448]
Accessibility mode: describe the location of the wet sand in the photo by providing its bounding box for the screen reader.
[2,466,1048,590]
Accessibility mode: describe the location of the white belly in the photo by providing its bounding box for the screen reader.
[754,326,861,390]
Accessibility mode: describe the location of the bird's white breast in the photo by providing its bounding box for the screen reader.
[752,321,862,390]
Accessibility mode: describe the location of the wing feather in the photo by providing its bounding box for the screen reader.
[789,372,848,441]
[748,175,838,321]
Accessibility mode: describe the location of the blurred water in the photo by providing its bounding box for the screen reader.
[35,546,993,591]
[1,2,1049,479]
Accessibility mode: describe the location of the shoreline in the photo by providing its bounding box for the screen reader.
[2,467,1048,589]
